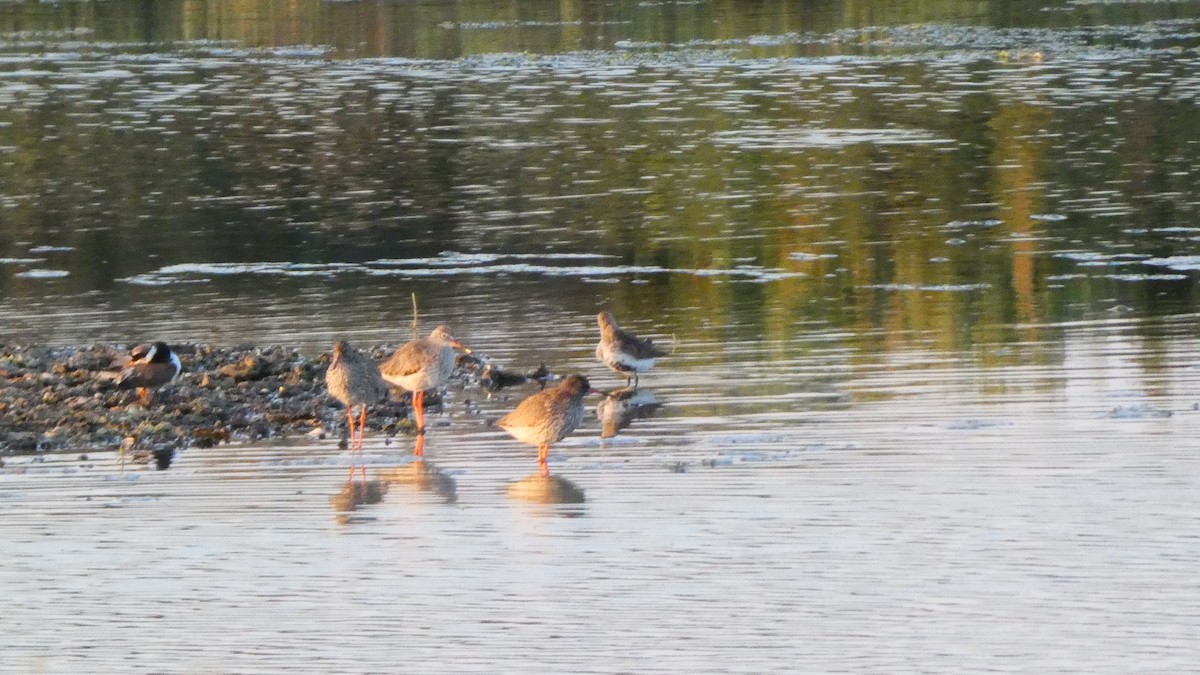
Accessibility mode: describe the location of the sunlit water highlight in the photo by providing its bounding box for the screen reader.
[4,314,1200,672]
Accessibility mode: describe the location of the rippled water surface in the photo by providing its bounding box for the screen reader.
[3,0,1200,672]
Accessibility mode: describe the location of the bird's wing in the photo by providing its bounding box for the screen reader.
[615,327,668,359]
[497,390,556,428]
[116,364,171,389]
[380,340,435,378]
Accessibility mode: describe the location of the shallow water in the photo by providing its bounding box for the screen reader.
[3,1,1200,672]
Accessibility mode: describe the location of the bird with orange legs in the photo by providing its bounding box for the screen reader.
[380,325,470,456]
[497,374,601,477]
[325,341,389,482]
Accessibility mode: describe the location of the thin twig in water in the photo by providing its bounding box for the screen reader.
[411,292,419,340]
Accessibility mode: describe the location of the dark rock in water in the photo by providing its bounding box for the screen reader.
[152,446,174,470]
[481,363,528,391]
[526,364,554,389]
[479,362,556,391]
[455,352,485,370]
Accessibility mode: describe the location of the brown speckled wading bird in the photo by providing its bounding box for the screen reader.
[116,342,181,405]
[595,311,667,388]
[497,374,600,477]
[326,341,389,482]
[380,326,470,449]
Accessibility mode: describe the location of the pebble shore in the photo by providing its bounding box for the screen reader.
[0,343,453,458]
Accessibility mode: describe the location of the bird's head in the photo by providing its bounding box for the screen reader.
[431,325,471,353]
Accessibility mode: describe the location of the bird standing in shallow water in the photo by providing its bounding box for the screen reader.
[116,342,181,405]
[380,325,470,447]
[325,341,389,482]
[595,311,667,388]
[497,374,599,477]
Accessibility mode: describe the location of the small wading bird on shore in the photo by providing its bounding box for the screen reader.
[325,340,389,482]
[595,311,667,388]
[116,342,181,405]
[380,326,470,451]
[497,374,601,477]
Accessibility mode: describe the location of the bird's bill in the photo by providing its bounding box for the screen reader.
[330,351,341,367]
[452,339,472,354]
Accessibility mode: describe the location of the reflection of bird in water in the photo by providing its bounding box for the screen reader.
[329,480,388,522]
[481,362,555,392]
[507,474,586,505]
[381,325,470,446]
[325,341,389,482]
[377,437,458,504]
[497,374,599,477]
[595,311,667,387]
[597,386,661,439]
[116,342,181,405]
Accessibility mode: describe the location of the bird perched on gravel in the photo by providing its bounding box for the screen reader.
[116,342,181,405]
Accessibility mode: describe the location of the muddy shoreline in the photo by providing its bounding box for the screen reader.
[0,343,499,458]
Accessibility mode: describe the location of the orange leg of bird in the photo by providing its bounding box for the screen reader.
[357,405,368,483]
[538,444,549,477]
[345,407,358,482]
[413,432,425,459]
[413,390,425,431]
[138,387,149,405]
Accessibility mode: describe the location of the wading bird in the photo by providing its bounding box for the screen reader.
[595,311,667,387]
[380,326,470,446]
[497,374,600,477]
[326,341,389,482]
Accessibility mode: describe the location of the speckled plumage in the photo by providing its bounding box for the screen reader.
[325,341,388,408]
[497,375,592,472]
[595,311,667,385]
[380,325,464,393]
[326,340,389,483]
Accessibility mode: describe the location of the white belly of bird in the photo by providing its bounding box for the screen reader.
[600,344,655,373]
[499,424,547,447]
[384,351,453,392]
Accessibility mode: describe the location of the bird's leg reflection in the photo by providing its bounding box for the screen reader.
[374,434,456,504]
[330,477,388,521]
[356,405,367,483]
[413,430,425,459]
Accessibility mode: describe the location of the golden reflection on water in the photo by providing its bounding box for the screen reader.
[507,473,586,505]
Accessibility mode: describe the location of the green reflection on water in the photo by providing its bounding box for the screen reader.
[0,0,1198,360]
